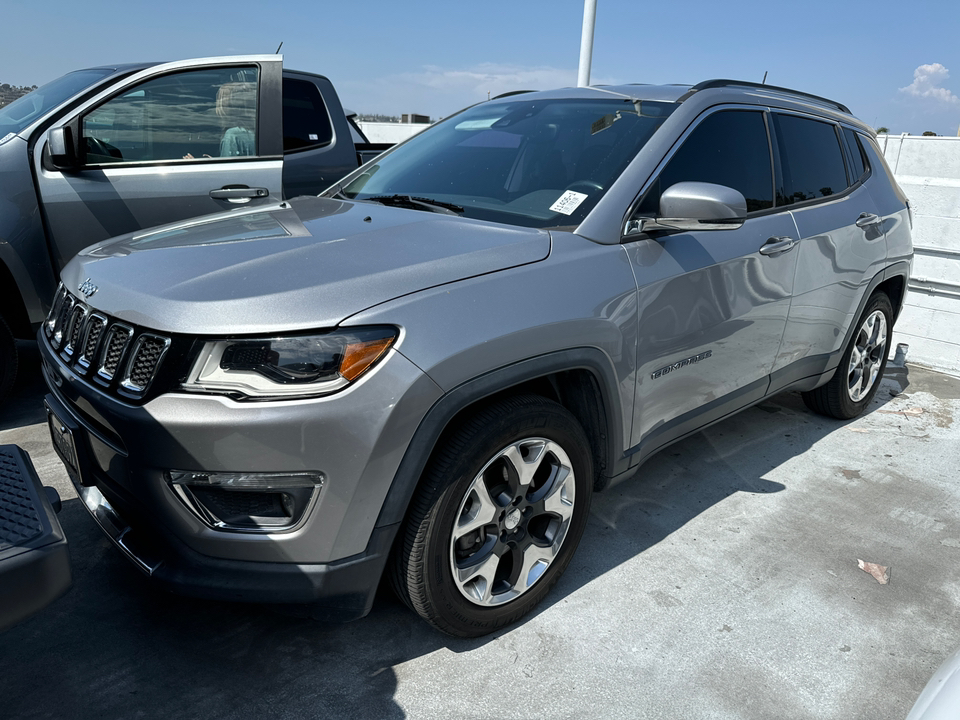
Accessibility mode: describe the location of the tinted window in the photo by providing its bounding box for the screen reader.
[0,69,112,136]
[639,110,773,214]
[842,127,867,183]
[82,67,259,164]
[773,114,847,205]
[283,79,333,152]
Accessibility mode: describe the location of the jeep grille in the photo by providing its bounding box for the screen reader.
[44,284,173,398]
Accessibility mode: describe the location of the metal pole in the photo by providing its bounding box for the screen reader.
[577,0,597,87]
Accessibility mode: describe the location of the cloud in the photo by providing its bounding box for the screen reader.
[339,63,619,119]
[899,63,960,104]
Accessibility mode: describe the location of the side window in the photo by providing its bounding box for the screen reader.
[282,78,334,152]
[842,127,868,184]
[81,67,259,164]
[773,114,847,205]
[637,110,773,215]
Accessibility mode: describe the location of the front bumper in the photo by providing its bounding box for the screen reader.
[40,329,441,616]
[64,455,396,619]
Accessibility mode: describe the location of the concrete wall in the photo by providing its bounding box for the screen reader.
[876,134,960,376]
[356,121,430,144]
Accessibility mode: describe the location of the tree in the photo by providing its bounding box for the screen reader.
[922,130,937,136]
[876,126,889,134]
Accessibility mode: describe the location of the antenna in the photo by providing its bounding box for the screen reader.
[275,42,283,54]
[762,71,768,85]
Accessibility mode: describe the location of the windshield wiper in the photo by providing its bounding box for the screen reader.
[366,194,464,215]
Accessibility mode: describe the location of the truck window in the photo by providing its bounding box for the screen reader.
[637,109,774,215]
[772,114,848,205]
[0,68,112,137]
[81,66,260,164]
[282,78,334,152]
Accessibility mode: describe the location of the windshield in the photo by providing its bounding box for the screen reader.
[337,97,676,228]
[0,69,114,137]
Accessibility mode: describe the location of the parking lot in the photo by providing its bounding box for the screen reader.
[2,341,959,720]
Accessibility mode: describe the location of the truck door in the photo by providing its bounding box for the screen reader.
[32,56,283,270]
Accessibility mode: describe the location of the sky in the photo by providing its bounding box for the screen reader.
[3,0,960,135]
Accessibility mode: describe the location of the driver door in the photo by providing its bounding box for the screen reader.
[623,108,800,457]
[33,56,283,270]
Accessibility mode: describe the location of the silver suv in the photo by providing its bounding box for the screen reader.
[41,79,912,637]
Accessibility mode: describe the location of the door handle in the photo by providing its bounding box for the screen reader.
[855,212,881,228]
[209,186,269,200]
[759,236,796,256]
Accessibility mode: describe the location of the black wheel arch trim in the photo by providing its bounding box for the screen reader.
[374,347,627,530]
[881,260,911,321]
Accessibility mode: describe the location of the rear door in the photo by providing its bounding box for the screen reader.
[281,71,359,198]
[768,114,888,392]
[33,56,283,269]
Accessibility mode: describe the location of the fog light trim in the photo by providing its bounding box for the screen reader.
[166,470,323,533]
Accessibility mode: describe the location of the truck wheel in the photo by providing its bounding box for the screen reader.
[0,316,17,405]
[802,291,893,420]
[391,395,593,637]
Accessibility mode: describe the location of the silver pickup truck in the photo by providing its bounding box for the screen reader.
[40,79,912,637]
[0,55,389,403]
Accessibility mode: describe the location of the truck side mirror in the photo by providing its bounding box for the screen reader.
[47,127,79,171]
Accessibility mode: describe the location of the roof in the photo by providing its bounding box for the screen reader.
[489,79,865,129]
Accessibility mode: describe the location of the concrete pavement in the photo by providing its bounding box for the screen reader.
[2,342,959,719]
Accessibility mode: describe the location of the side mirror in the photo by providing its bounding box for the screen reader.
[629,181,748,234]
[47,127,79,171]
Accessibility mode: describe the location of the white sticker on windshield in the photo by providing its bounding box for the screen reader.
[550,190,588,215]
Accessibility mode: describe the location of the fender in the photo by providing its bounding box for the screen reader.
[374,347,628,529]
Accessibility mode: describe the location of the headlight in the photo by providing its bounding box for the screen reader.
[183,327,397,399]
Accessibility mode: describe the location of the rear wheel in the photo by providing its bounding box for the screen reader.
[0,316,17,405]
[391,395,593,637]
[802,291,893,419]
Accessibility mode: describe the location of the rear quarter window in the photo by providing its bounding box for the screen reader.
[842,127,868,183]
[773,114,848,205]
[282,78,334,152]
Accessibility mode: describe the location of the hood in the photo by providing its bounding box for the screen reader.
[62,196,551,334]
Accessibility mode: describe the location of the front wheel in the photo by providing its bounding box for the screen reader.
[391,395,593,637]
[802,291,893,419]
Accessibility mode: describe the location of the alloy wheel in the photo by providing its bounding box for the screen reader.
[846,309,888,403]
[449,438,576,607]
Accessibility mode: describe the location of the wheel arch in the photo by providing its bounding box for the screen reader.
[374,347,628,531]
[0,259,33,339]
[877,262,909,322]
[832,262,909,365]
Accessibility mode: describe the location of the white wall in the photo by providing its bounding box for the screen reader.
[355,121,430,144]
[876,134,960,376]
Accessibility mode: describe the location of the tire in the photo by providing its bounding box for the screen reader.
[391,394,593,637]
[802,291,893,420]
[0,315,17,405]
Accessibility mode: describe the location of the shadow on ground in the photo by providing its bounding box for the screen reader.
[0,360,917,719]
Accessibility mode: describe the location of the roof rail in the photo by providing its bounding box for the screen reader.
[677,79,851,115]
[491,90,536,100]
